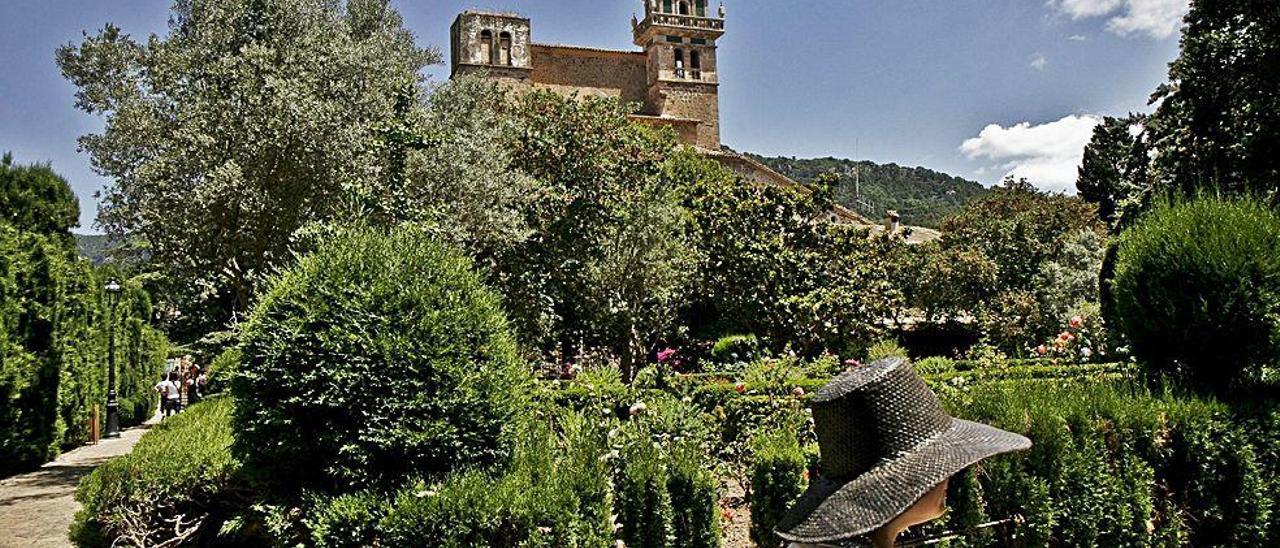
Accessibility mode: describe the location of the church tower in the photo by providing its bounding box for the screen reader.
[451,11,533,84]
[633,0,725,149]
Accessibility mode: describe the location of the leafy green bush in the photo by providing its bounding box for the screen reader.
[1112,197,1280,392]
[749,430,807,548]
[710,333,761,364]
[71,397,241,547]
[305,490,391,548]
[378,411,613,547]
[232,226,529,495]
[616,442,675,547]
[865,338,908,361]
[204,345,239,395]
[668,447,722,548]
[914,356,957,375]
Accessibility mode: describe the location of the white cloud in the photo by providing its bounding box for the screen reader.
[960,114,1102,193]
[1068,34,1088,41]
[1030,52,1049,70]
[1052,0,1189,39]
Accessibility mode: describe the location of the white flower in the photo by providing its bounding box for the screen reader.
[1080,347,1093,358]
[629,401,648,416]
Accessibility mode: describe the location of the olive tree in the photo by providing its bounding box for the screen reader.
[57,0,439,337]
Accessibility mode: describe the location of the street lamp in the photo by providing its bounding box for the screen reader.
[104,279,122,439]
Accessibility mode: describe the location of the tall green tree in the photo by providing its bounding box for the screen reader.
[495,91,694,376]
[0,153,79,240]
[56,0,439,337]
[671,150,902,355]
[1147,0,1280,201]
[1076,114,1151,231]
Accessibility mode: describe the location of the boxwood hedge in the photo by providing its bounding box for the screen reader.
[232,226,530,495]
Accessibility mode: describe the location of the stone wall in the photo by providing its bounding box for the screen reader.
[529,45,649,106]
[651,81,720,149]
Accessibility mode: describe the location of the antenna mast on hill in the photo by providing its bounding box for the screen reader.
[847,139,874,215]
[855,138,860,204]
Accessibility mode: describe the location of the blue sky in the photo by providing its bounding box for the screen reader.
[0,0,1185,232]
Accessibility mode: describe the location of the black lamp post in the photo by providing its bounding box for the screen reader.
[104,279,122,439]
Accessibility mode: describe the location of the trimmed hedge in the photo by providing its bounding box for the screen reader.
[375,411,615,547]
[749,429,807,548]
[1,224,166,476]
[232,226,530,495]
[1112,197,1280,392]
[940,380,1280,546]
[753,379,1280,546]
[71,396,241,547]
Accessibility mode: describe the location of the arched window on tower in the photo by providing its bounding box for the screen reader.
[690,50,701,79]
[480,30,494,64]
[679,1,690,15]
[695,0,706,17]
[498,31,513,66]
[674,48,685,78]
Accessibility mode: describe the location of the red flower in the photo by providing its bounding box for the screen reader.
[734,382,747,394]
[1069,315,1085,329]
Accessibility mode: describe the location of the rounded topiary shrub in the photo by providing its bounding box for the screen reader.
[1112,197,1280,392]
[231,226,529,494]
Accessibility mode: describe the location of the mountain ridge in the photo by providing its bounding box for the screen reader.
[746,154,989,228]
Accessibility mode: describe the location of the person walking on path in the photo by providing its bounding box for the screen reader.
[154,373,181,418]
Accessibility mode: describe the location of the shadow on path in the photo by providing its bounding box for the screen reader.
[0,417,157,548]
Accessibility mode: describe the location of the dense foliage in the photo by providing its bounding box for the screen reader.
[1,156,165,476]
[491,91,695,378]
[232,226,529,495]
[1076,114,1152,230]
[1,153,79,239]
[1147,0,1280,202]
[752,154,989,228]
[56,0,440,338]
[915,179,1106,354]
[1078,0,1280,221]
[673,150,903,356]
[1112,197,1280,393]
[71,397,241,547]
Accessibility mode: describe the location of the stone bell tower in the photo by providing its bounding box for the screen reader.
[451,11,533,85]
[633,0,725,150]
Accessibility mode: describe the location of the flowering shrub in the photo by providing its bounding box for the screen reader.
[1032,302,1110,364]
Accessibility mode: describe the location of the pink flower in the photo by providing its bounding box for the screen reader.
[1035,345,1048,356]
[1058,331,1075,343]
[843,358,862,368]
[1069,315,1085,329]
[734,382,747,394]
[792,386,806,397]
[656,348,677,363]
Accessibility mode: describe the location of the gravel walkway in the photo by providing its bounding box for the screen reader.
[0,416,158,548]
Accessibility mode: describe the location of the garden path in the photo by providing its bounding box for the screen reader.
[0,415,158,548]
